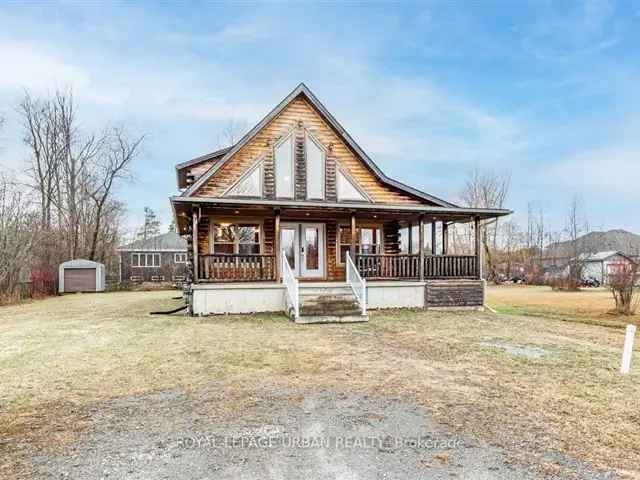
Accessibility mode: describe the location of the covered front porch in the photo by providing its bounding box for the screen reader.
[173,197,491,284]
[171,197,506,319]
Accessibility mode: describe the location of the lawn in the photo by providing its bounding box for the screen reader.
[486,284,640,327]
[1,291,639,478]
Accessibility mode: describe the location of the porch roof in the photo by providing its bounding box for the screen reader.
[171,195,511,230]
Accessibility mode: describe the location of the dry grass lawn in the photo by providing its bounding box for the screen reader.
[1,291,640,478]
[487,284,640,327]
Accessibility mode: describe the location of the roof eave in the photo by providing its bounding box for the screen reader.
[171,195,511,219]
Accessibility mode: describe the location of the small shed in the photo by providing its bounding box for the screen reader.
[58,259,106,293]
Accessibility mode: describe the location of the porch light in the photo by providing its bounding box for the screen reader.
[234,210,240,214]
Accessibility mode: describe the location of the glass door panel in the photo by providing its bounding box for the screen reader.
[280,225,298,275]
[301,223,324,278]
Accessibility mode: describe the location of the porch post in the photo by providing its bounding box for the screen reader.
[408,221,413,254]
[275,210,281,280]
[442,222,449,255]
[350,212,357,261]
[419,215,425,280]
[474,216,482,280]
[192,209,199,282]
[431,221,437,255]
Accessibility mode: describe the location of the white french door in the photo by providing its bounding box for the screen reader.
[280,222,325,278]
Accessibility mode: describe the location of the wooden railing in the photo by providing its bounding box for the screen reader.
[356,254,477,280]
[198,254,276,282]
[356,254,420,279]
[423,255,477,279]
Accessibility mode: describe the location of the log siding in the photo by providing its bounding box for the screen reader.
[193,98,422,204]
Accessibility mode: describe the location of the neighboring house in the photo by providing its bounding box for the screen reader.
[577,251,637,285]
[170,83,510,321]
[118,232,188,284]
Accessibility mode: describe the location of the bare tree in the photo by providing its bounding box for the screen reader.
[87,128,143,260]
[460,168,511,281]
[566,196,590,287]
[217,118,248,147]
[0,175,39,303]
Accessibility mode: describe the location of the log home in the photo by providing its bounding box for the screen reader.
[171,84,510,321]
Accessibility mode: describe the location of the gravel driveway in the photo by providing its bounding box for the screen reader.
[24,385,615,480]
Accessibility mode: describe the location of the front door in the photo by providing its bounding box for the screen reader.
[280,222,325,278]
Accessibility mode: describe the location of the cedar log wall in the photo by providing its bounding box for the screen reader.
[191,96,425,205]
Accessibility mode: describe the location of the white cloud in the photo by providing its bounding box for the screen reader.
[0,41,90,93]
[546,146,640,198]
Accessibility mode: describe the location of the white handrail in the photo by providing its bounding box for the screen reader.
[346,252,367,315]
[281,252,299,319]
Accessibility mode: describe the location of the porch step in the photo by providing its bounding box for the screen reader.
[299,286,353,296]
[291,284,368,324]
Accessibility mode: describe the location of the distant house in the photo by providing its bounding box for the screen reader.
[575,251,637,285]
[118,232,188,284]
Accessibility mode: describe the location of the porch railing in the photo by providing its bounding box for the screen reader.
[346,252,367,315]
[423,255,477,279]
[356,254,477,280]
[198,254,276,282]
[281,252,299,319]
[356,254,420,279]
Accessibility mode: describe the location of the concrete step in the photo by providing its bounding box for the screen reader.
[295,314,369,324]
[300,307,362,316]
[299,286,352,296]
[299,293,355,301]
[301,302,360,311]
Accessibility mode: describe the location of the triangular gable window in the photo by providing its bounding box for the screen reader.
[337,169,368,202]
[225,161,263,197]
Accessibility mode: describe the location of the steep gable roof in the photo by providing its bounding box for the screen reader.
[181,83,456,207]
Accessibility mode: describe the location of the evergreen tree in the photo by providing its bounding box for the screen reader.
[137,207,161,241]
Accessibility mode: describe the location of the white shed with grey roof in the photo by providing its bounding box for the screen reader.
[59,259,106,293]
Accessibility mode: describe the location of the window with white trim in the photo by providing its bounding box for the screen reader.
[174,253,187,263]
[275,135,294,198]
[305,133,325,199]
[226,162,262,197]
[211,223,261,255]
[337,170,367,201]
[337,225,382,264]
[131,253,161,267]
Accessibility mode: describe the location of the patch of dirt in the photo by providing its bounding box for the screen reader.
[18,385,617,480]
[481,340,548,359]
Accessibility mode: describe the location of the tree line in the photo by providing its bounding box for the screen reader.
[0,90,144,303]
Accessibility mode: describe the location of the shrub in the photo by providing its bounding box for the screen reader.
[609,263,639,315]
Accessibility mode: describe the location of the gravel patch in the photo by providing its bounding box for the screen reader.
[22,385,616,479]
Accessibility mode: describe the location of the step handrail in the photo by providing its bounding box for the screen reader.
[346,251,367,315]
[281,251,299,319]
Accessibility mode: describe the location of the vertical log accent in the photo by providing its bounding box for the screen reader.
[294,126,306,201]
[431,221,437,255]
[383,221,401,254]
[275,210,281,280]
[419,215,425,281]
[442,222,449,255]
[192,209,199,282]
[263,142,275,199]
[474,216,482,280]
[350,213,357,260]
[325,147,337,202]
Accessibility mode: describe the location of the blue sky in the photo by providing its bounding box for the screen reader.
[1,0,639,236]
